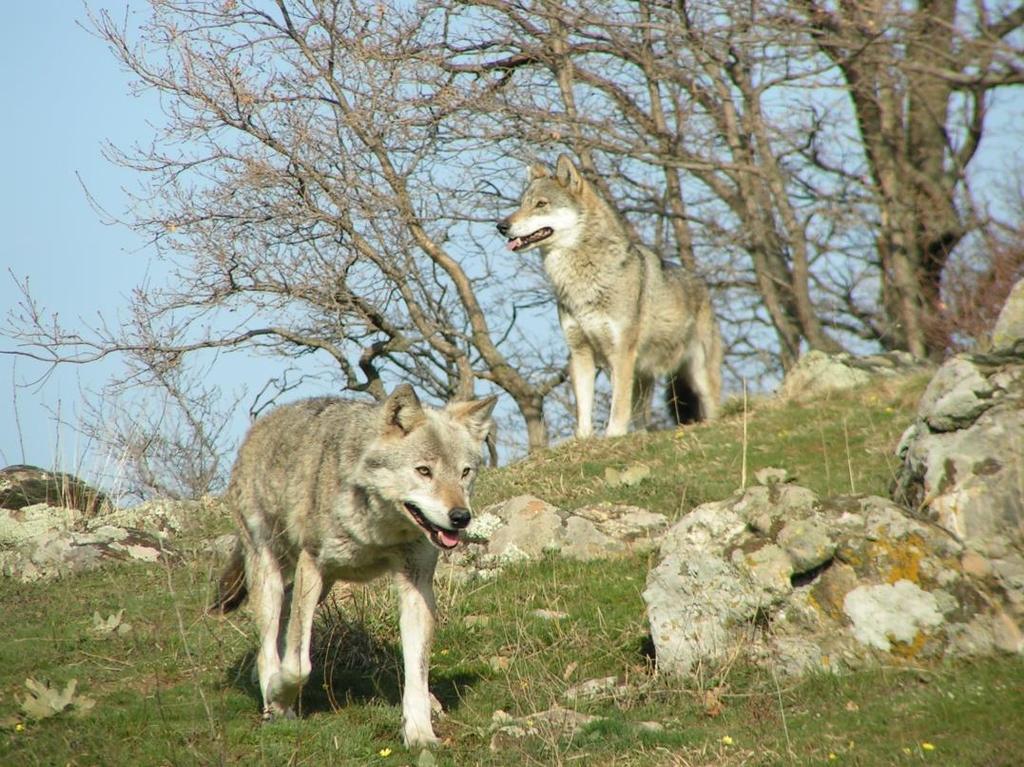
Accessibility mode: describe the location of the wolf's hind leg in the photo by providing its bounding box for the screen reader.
[631,374,655,431]
[395,550,440,748]
[607,342,638,437]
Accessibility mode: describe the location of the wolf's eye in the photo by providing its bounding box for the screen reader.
[534,199,548,209]
[416,466,432,478]
[461,467,472,479]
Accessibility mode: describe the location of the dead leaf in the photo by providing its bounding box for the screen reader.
[605,463,651,488]
[562,661,578,681]
[18,678,95,721]
[702,684,728,717]
[90,609,132,637]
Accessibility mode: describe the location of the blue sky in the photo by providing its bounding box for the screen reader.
[0,2,158,470]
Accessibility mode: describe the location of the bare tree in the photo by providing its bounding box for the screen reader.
[441,0,856,374]
[794,0,1024,358]
[440,0,1024,367]
[4,0,569,485]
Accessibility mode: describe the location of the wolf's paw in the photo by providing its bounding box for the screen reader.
[261,704,297,723]
[402,726,440,749]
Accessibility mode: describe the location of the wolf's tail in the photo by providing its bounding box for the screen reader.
[208,539,248,614]
[665,370,704,424]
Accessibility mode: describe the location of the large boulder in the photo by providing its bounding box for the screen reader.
[776,351,930,403]
[643,476,1023,679]
[991,277,1024,350]
[0,497,227,582]
[892,284,1024,571]
[0,505,174,582]
[0,465,109,516]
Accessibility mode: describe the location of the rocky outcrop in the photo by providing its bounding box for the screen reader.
[643,474,1023,679]
[0,497,226,582]
[991,277,1024,350]
[891,279,1023,618]
[439,495,669,580]
[776,350,931,403]
[0,465,109,516]
[0,505,174,582]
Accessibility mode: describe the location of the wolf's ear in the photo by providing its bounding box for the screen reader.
[383,384,425,435]
[555,154,583,193]
[527,162,550,182]
[448,395,498,443]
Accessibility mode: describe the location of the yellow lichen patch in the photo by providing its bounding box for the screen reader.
[889,629,928,659]
[868,534,926,584]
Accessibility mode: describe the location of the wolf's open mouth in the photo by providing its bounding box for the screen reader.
[403,502,460,550]
[506,227,553,251]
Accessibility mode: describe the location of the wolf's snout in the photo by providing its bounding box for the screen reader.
[448,507,471,529]
[496,220,510,236]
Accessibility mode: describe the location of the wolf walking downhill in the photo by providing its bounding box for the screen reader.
[498,154,722,437]
[210,385,496,747]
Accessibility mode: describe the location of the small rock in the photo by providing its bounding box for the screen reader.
[754,467,790,486]
[604,463,651,487]
[531,609,568,621]
[563,675,627,702]
[778,517,836,573]
[636,721,664,733]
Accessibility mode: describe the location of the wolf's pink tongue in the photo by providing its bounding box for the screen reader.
[439,529,460,548]
[505,238,522,251]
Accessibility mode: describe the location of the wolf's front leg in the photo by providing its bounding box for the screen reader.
[248,546,290,720]
[274,550,323,715]
[568,345,597,438]
[395,552,440,748]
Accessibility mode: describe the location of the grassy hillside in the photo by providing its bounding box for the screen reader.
[2,375,1023,766]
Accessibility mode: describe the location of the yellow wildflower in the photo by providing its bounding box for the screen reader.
[378,747,392,757]
[922,742,935,751]
[721,735,734,746]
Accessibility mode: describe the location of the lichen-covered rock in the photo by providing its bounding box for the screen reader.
[892,304,1023,606]
[488,705,602,752]
[0,521,174,582]
[776,351,930,403]
[98,497,223,538]
[843,580,943,652]
[991,278,1024,350]
[439,496,670,581]
[0,504,82,547]
[487,496,566,559]
[644,477,1022,679]
[0,497,218,582]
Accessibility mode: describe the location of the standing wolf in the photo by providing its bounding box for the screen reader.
[497,154,722,437]
[210,385,496,747]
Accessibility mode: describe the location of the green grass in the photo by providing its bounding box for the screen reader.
[3,375,1023,766]
[474,374,929,518]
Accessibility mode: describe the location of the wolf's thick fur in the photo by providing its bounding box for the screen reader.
[210,385,496,747]
[498,155,722,437]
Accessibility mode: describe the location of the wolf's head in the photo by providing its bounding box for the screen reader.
[496,154,588,253]
[358,385,497,550]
